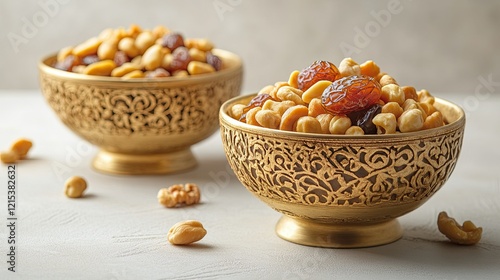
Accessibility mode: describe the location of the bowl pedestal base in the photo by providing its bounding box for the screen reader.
[276,215,403,248]
[92,148,197,175]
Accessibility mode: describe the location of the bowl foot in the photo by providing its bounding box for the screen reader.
[276,215,403,248]
[92,148,197,175]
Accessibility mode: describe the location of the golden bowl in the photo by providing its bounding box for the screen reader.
[39,49,243,175]
[220,94,465,248]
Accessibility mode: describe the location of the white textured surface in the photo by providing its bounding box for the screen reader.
[0,91,499,279]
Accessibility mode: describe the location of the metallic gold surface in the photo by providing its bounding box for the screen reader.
[220,94,465,248]
[39,49,243,175]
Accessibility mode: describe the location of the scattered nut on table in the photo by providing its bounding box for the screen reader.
[168,220,207,245]
[158,183,200,208]
[0,151,19,164]
[65,176,88,198]
[1,138,33,164]
[10,138,33,159]
[437,211,482,245]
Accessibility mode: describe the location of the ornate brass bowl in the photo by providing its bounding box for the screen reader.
[39,49,242,175]
[220,94,465,248]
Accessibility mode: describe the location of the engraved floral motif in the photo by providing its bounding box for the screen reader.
[221,124,464,207]
[40,71,242,142]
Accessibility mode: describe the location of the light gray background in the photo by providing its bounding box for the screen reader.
[1,0,499,94]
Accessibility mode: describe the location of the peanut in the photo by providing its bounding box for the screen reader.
[372,113,397,134]
[161,54,173,70]
[307,98,327,117]
[423,111,444,130]
[97,39,118,60]
[173,70,189,77]
[288,70,300,89]
[418,89,435,105]
[295,116,322,133]
[168,220,207,245]
[301,80,332,104]
[142,44,164,71]
[255,109,281,129]
[419,102,437,116]
[316,113,334,134]
[276,86,305,106]
[379,74,398,87]
[381,102,403,119]
[402,99,417,111]
[280,105,309,131]
[135,31,155,54]
[64,176,87,198]
[381,84,405,105]
[73,37,101,57]
[258,85,275,96]
[375,72,387,82]
[188,48,207,62]
[57,46,73,62]
[401,86,418,101]
[118,37,140,58]
[398,108,424,132]
[121,70,145,79]
[72,65,86,74]
[111,63,141,77]
[338,57,361,77]
[269,82,289,100]
[245,107,262,127]
[0,151,19,164]
[229,104,246,120]
[184,38,213,51]
[405,102,428,120]
[131,55,143,67]
[187,61,216,75]
[345,126,365,135]
[145,68,171,78]
[152,25,170,39]
[359,60,380,77]
[83,60,116,76]
[10,138,33,158]
[329,116,352,134]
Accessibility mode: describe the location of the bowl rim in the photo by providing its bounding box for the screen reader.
[38,48,243,84]
[220,93,466,141]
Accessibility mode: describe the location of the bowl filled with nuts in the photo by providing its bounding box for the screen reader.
[39,24,243,175]
[220,58,465,248]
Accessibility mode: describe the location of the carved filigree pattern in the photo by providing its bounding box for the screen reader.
[221,124,464,207]
[40,72,242,138]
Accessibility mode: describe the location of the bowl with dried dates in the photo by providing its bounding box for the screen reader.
[39,24,243,175]
[220,58,465,248]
